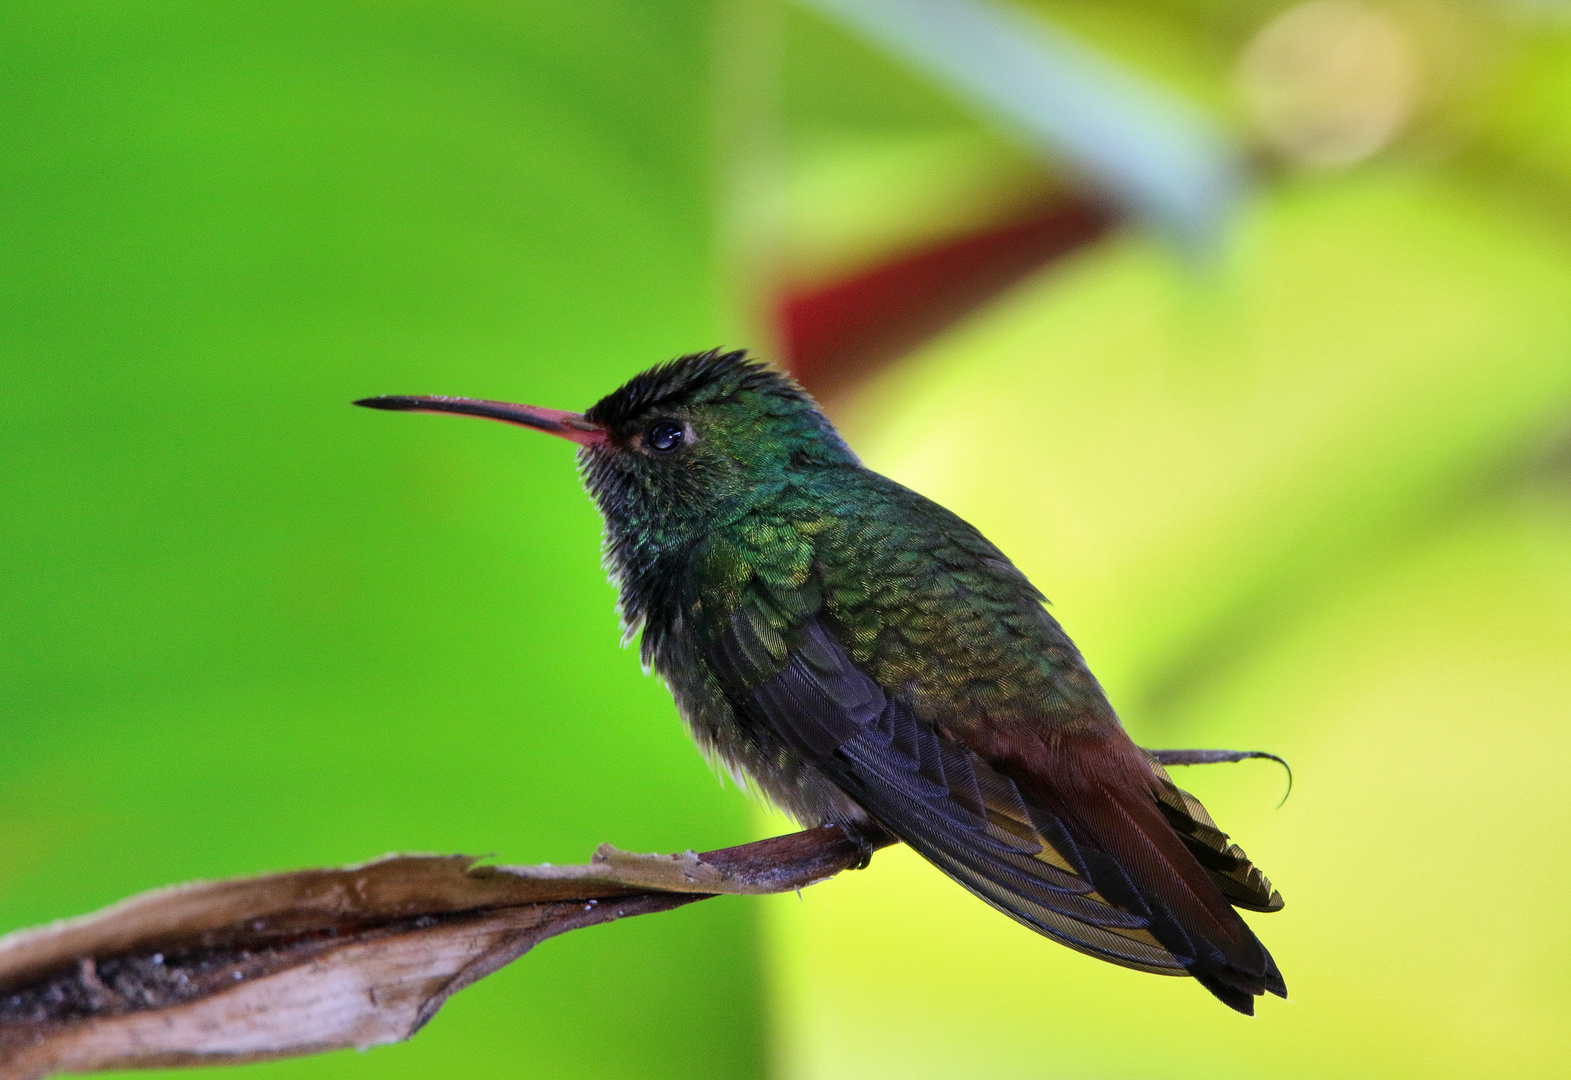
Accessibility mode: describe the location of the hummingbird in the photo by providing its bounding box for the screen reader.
[356,349,1286,1013]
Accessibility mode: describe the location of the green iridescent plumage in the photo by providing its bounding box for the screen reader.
[359,349,1286,1014]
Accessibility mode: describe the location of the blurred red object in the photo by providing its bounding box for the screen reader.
[778,196,1111,398]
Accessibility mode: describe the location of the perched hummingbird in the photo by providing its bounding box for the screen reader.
[357,349,1285,1013]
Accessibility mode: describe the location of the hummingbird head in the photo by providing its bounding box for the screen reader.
[356,349,857,556]
[577,349,856,545]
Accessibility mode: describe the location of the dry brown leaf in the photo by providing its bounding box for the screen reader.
[0,826,885,1080]
[0,747,1273,1079]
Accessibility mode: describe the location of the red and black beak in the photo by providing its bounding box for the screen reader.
[354,395,607,447]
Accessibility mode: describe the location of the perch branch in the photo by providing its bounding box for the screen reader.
[0,745,1283,1079]
[0,826,890,1080]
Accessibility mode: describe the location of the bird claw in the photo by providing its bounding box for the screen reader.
[832,821,893,870]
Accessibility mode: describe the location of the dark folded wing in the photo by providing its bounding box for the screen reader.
[709,608,1189,975]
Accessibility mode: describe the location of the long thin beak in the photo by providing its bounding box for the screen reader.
[353,395,607,447]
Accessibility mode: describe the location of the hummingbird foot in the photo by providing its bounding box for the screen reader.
[831,821,895,870]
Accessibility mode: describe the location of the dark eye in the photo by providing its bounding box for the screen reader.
[646,420,684,453]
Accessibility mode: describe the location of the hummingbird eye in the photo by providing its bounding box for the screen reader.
[645,420,685,453]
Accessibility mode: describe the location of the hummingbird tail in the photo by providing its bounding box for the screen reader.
[1010,729,1287,1013]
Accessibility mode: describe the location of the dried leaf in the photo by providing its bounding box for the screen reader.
[0,827,884,1080]
[0,750,1270,1079]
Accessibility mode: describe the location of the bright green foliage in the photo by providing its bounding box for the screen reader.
[0,3,765,1079]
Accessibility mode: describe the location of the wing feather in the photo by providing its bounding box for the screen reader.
[693,560,1283,1011]
[716,610,1194,974]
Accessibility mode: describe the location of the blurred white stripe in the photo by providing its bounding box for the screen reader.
[796,0,1247,244]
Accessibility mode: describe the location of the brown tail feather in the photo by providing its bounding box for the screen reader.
[1004,727,1286,1014]
[1142,756,1285,914]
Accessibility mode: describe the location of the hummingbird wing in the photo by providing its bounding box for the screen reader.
[691,554,1283,1012]
[722,613,1186,971]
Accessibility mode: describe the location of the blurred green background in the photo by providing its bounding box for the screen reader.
[3,2,1569,1079]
